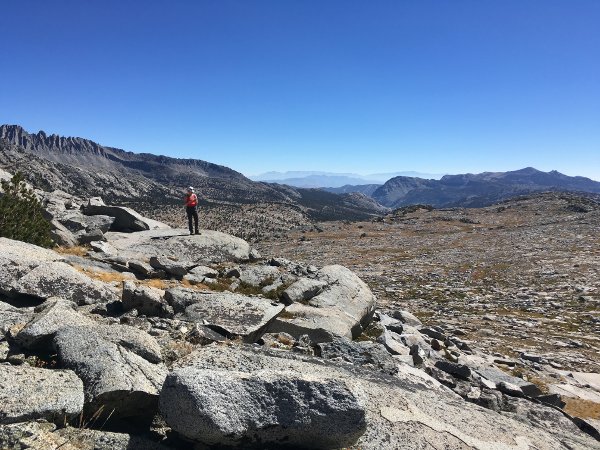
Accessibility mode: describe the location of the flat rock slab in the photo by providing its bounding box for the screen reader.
[0,422,171,450]
[105,228,254,264]
[0,237,63,264]
[12,261,119,305]
[54,326,167,419]
[317,338,399,375]
[0,238,65,297]
[268,265,376,342]
[160,368,367,448]
[572,372,600,392]
[180,291,284,342]
[173,345,599,450]
[549,384,600,403]
[476,367,543,397]
[0,364,84,424]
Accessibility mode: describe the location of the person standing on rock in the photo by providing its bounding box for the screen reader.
[184,187,200,235]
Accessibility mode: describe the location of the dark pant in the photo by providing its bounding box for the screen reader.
[186,206,199,233]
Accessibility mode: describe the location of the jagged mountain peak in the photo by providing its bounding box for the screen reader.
[0,124,245,180]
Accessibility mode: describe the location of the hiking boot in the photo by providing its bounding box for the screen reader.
[189,231,194,235]
[195,230,200,235]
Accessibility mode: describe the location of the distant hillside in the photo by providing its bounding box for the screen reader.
[321,184,381,196]
[372,167,600,208]
[0,125,385,227]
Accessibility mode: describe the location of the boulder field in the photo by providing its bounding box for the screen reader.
[0,203,599,449]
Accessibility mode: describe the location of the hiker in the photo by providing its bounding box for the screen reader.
[184,186,199,235]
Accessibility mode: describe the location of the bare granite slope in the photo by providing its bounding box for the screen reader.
[1,194,599,448]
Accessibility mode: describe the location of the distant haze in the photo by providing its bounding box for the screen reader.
[250,171,445,188]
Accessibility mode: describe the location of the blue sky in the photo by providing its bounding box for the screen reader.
[1,1,599,180]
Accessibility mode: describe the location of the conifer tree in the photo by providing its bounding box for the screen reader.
[0,172,54,247]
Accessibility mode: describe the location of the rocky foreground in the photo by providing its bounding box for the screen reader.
[0,196,599,449]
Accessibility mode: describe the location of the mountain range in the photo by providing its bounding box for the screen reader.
[369,167,600,208]
[0,125,386,223]
[2,124,599,222]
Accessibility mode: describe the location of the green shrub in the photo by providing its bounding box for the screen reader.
[0,172,54,247]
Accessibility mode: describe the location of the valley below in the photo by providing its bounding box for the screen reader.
[257,192,600,400]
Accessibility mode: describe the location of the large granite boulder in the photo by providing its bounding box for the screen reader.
[238,264,281,287]
[282,277,327,304]
[160,368,366,448]
[317,337,399,375]
[12,261,119,305]
[0,300,33,338]
[122,281,169,317]
[0,238,118,305]
[268,265,376,342]
[0,364,84,425]
[93,323,163,364]
[105,229,255,264]
[49,219,79,247]
[149,256,192,278]
[167,290,284,342]
[60,212,115,233]
[53,326,167,419]
[17,298,163,363]
[83,197,169,232]
[15,297,95,349]
[0,237,63,265]
[172,345,598,450]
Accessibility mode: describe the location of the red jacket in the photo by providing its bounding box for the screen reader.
[185,193,198,207]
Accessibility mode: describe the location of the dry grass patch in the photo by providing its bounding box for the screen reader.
[180,278,210,291]
[140,278,170,290]
[73,266,131,284]
[563,397,600,419]
[55,245,89,257]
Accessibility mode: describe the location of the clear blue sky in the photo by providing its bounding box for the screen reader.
[1,1,599,180]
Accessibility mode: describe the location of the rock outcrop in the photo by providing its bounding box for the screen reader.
[53,326,167,419]
[0,364,84,425]
[160,367,367,448]
[166,289,284,342]
[12,261,118,305]
[84,197,169,232]
[173,345,598,449]
[104,228,257,264]
[268,265,376,342]
[0,238,118,305]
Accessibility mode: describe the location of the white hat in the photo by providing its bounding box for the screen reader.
[187,186,194,191]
